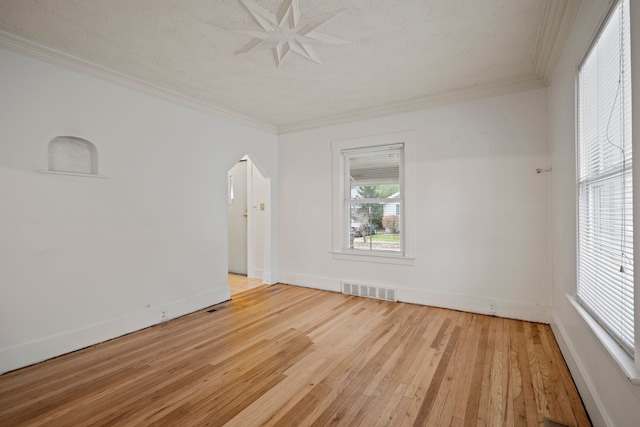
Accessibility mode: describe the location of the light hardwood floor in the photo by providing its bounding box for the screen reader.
[0,284,590,426]
[228,273,264,296]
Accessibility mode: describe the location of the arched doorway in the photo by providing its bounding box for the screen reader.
[227,154,272,296]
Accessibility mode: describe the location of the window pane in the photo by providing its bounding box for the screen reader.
[348,150,400,187]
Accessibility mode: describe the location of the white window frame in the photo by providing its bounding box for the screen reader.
[331,131,416,265]
[573,0,640,381]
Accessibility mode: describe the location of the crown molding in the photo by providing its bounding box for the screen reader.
[533,0,582,80]
[277,75,548,135]
[0,30,278,135]
[1,3,570,139]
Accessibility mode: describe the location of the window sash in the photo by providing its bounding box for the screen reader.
[343,145,404,253]
[576,0,634,356]
[577,168,634,354]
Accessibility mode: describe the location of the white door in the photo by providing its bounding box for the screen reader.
[228,160,248,275]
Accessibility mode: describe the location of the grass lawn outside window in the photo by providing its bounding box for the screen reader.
[352,233,400,251]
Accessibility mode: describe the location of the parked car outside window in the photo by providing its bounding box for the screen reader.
[350,223,376,237]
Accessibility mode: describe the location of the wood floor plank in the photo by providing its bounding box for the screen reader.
[475,314,498,427]
[399,316,455,427]
[537,324,584,426]
[0,284,591,426]
[412,324,462,426]
[510,319,536,427]
[427,315,469,426]
[542,325,591,427]
[448,315,480,421]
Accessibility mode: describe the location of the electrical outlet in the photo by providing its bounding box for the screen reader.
[161,309,168,321]
[489,303,496,314]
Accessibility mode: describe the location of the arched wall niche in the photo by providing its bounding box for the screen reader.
[48,136,99,175]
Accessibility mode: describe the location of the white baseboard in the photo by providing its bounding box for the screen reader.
[278,272,341,293]
[278,272,551,323]
[550,314,610,427]
[0,285,230,374]
[262,271,276,285]
[400,287,551,323]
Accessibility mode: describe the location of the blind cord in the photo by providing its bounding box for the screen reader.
[603,3,629,275]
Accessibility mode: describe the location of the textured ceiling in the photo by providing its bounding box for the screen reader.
[0,0,580,133]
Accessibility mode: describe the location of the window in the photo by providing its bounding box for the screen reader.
[331,131,415,265]
[343,144,403,253]
[577,0,633,356]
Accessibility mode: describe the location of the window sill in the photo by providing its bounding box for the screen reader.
[39,170,107,179]
[567,294,640,385]
[331,251,415,266]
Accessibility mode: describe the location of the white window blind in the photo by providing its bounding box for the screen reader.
[343,144,403,253]
[577,0,634,356]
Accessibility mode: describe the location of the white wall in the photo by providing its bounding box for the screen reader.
[279,88,551,323]
[548,0,640,425]
[0,48,278,373]
[247,158,268,280]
